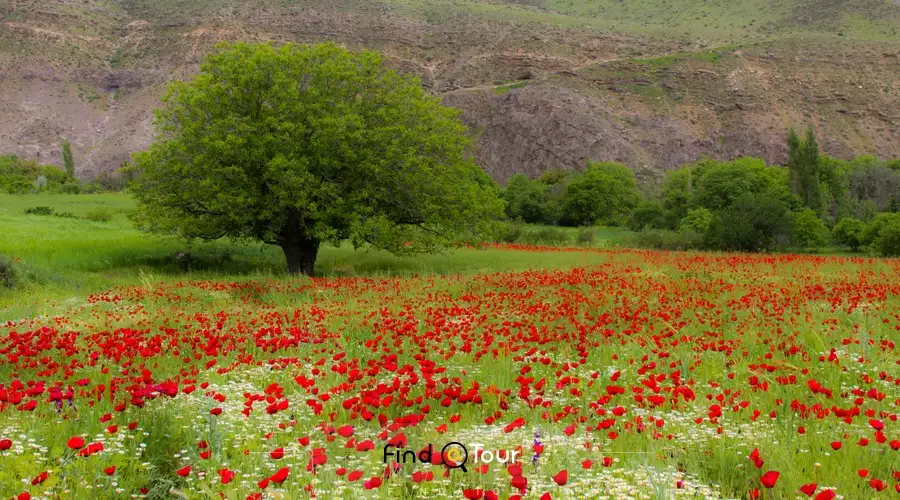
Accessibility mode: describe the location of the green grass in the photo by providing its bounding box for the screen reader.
[635,47,733,66]
[493,81,530,95]
[0,193,621,321]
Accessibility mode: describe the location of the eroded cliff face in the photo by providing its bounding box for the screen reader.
[1,1,897,182]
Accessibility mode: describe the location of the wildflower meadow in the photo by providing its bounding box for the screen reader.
[1,244,898,499]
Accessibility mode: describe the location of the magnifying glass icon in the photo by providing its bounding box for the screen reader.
[441,442,468,473]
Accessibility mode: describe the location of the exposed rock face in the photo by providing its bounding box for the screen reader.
[446,86,639,180]
[0,1,898,182]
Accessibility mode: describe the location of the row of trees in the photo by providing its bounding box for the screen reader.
[501,130,900,256]
[0,153,124,194]
[503,162,640,227]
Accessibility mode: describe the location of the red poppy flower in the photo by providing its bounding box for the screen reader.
[760,471,779,488]
[463,489,484,500]
[270,447,284,459]
[270,467,289,484]
[176,465,191,477]
[104,466,116,476]
[219,468,235,484]
[78,442,104,457]
[363,477,383,490]
[799,483,817,497]
[552,469,568,485]
[67,436,85,450]
[869,479,886,491]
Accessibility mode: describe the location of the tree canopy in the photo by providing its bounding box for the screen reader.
[692,157,791,212]
[787,127,821,212]
[562,161,639,226]
[502,173,549,223]
[128,42,503,274]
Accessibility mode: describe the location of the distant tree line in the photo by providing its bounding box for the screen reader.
[500,128,900,257]
[0,154,125,194]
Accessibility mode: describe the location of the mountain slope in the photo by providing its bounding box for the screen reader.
[1,0,897,182]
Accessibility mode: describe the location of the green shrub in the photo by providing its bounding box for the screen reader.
[861,213,900,248]
[628,201,667,231]
[84,208,113,222]
[678,208,714,234]
[522,226,570,246]
[24,206,55,216]
[704,192,792,252]
[0,154,76,193]
[628,228,700,250]
[575,227,596,246]
[60,182,81,194]
[791,209,830,251]
[496,220,525,243]
[79,182,104,194]
[0,174,34,194]
[832,217,866,252]
[874,218,900,257]
[0,254,16,289]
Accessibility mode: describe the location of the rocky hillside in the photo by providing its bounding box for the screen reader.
[1,0,898,183]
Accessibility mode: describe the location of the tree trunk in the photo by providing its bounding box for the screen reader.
[280,236,319,276]
[277,210,320,275]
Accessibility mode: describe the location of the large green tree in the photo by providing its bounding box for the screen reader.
[129,42,502,275]
[787,127,821,212]
[705,191,793,252]
[692,157,792,211]
[61,139,74,177]
[562,161,639,226]
[502,173,548,223]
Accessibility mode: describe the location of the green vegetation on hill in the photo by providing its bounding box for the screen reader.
[0,155,78,194]
[499,128,900,256]
[387,0,898,42]
[0,155,124,194]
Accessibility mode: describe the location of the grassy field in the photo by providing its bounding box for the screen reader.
[0,193,625,320]
[0,193,899,499]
